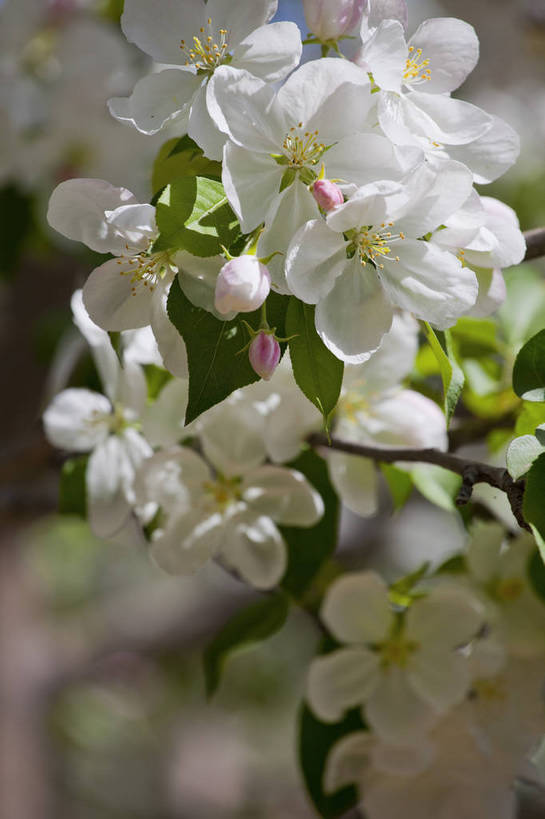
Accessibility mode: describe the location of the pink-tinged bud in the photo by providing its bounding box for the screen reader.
[312,179,344,212]
[249,333,281,381]
[303,0,366,40]
[215,256,271,316]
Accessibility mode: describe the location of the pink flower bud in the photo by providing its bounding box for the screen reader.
[303,0,366,40]
[215,256,271,316]
[249,333,281,381]
[312,179,344,212]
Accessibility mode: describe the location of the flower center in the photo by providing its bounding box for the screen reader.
[357,223,405,270]
[471,676,507,702]
[283,124,326,169]
[116,242,177,296]
[339,392,369,422]
[180,18,230,73]
[403,46,431,85]
[379,636,418,669]
[495,576,525,602]
[203,476,242,512]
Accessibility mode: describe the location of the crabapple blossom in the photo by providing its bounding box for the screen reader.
[214,256,271,316]
[326,313,447,516]
[312,179,344,212]
[286,165,478,362]
[249,333,281,381]
[302,0,366,42]
[109,0,302,159]
[307,571,484,744]
[134,430,324,589]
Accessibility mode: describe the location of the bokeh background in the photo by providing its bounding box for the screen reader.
[1,1,545,817]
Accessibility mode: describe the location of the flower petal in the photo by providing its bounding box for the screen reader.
[321,571,393,644]
[315,257,394,363]
[221,515,286,589]
[326,133,420,189]
[406,585,484,649]
[221,141,283,234]
[188,84,226,160]
[242,465,324,526]
[121,0,204,64]
[365,667,438,744]
[232,21,302,83]
[408,18,479,94]
[307,647,381,722]
[87,436,134,539]
[286,219,348,305]
[142,378,189,448]
[43,389,111,451]
[200,404,267,476]
[109,69,199,136]
[404,91,493,145]
[82,258,152,331]
[151,509,223,574]
[324,732,374,793]
[359,19,406,93]
[327,452,379,518]
[380,240,478,329]
[150,285,189,378]
[208,0,278,46]
[407,649,471,711]
[447,115,520,184]
[47,178,137,253]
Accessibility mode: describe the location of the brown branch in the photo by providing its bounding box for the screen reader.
[524,227,545,262]
[308,433,529,530]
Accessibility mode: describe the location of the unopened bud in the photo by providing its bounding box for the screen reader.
[303,0,366,40]
[215,256,271,316]
[312,179,344,212]
[249,332,281,381]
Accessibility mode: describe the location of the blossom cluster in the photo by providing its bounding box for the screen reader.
[41,0,543,816]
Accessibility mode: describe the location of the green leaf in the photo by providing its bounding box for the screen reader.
[203,592,289,698]
[286,298,344,431]
[299,703,365,818]
[515,402,545,436]
[280,449,340,600]
[59,456,88,517]
[436,554,466,575]
[155,176,239,256]
[513,329,545,402]
[381,464,413,511]
[143,364,172,401]
[528,548,545,604]
[422,323,464,426]
[506,432,545,480]
[411,464,462,513]
[523,452,545,559]
[152,136,221,196]
[451,317,499,357]
[167,279,288,424]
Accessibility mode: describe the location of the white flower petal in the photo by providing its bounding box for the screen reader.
[380,240,478,329]
[350,312,418,391]
[321,571,392,644]
[242,466,324,526]
[393,161,473,238]
[200,405,267,476]
[316,257,394,363]
[276,58,373,144]
[359,19,406,93]
[43,389,111,451]
[221,515,286,589]
[47,178,137,253]
[207,66,283,152]
[150,285,189,378]
[259,181,320,293]
[109,69,199,136]
[87,437,133,539]
[365,667,438,744]
[71,290,120,402]
[468,267,506,319]
[82,258,152,331]
[307,647,381,723]
[326,133,419,189]
[408,649,471,711]
[362,390,447,451]
[404,91,493,145]
[286,219,348,304]
[324,732,374,794]
[142,378,189,448]
[327,452,379,518]
[208,0,278,46]
[134,446,209,512]
[408,18,479,94]
[480,197,526,268]
[406,585,484,649]
[221,141,283,234]
[447,115,520,184]
[151,509,223,574]
[121,0,204,64]
[232,21,302,83]
[188,84,226,161]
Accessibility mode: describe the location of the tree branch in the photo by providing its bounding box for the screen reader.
[524,227,545,262]
[307,433,529,530]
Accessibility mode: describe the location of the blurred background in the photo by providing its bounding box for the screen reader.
[1,1,545,817]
